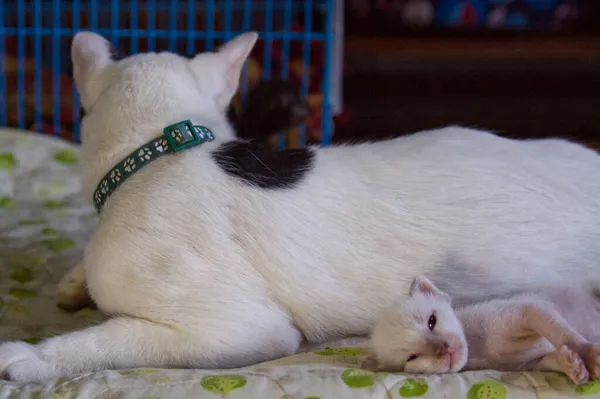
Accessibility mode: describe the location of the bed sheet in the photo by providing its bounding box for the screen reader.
[0,127,598,398]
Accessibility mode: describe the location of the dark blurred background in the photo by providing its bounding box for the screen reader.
[2,0,599,147]
[336,0,600,147]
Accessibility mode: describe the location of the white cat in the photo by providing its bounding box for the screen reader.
[2,30,600,382]
[365,275,600,385]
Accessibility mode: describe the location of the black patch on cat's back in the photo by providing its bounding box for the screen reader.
[212,141,315,189]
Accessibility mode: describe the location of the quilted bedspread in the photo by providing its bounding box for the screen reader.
[1,127,599,398]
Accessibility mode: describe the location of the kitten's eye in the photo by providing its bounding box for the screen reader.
[428,313,437,331]
[407,354,418,362]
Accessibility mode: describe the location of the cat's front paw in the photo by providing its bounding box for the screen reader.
[557,345,589,385]
[0,342,56,382]
[579,343,600,380]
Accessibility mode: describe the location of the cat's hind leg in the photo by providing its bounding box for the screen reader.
[55,263,94,311]
[534,345,589,384]
[0,302,302,382]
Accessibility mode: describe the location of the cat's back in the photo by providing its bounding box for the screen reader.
[317,126,600,194]
[312,126,600,263]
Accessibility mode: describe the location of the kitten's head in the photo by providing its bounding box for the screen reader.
[364,275,468,373]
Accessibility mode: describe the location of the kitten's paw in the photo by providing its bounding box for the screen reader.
[557,345,589,385]
[56,263,93,312]
[580,343,600,380]
[0,342,56,382]
[361,355,382,372]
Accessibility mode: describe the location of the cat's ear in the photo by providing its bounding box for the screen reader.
[191,32,258,110]
[409,276,450,301]
[217,31,258,84]
[71,31,116,111]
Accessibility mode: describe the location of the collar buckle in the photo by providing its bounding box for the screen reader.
[164,119,202,153]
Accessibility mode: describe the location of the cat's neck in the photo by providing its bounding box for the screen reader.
[81,112,235,200]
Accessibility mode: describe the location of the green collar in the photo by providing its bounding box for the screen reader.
[93,120,215,213]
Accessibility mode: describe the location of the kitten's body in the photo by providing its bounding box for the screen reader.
[368,276,600,384]
[460,282,600,373]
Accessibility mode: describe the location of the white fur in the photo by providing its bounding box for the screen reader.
[3,30,600,382]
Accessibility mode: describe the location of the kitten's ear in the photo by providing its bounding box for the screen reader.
[409,275,449,301]
[361,355,382,372]
[71,31,116,111]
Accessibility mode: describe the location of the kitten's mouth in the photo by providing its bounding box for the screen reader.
[446,347,465,371]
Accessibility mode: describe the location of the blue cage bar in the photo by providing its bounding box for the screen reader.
[0,0,343,147]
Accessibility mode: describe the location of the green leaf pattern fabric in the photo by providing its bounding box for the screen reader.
[0,128,102,345]
[1,128,599,398]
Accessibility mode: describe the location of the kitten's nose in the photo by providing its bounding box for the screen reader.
[437,342,449,356]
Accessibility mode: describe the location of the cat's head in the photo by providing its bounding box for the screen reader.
[70,31,257,198]
[363,275,468,373]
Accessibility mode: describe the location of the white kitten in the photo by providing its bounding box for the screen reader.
[366,275,600,385]
[365,276,468,374]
